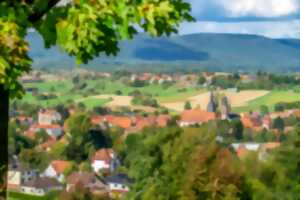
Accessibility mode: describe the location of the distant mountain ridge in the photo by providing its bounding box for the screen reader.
[28,32,300,73]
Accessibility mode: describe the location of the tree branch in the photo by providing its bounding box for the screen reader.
[28,0,61,23]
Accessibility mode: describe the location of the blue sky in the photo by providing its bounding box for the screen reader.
[180,0,300,38]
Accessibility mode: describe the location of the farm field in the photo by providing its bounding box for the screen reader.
[233,90,300,112]
[162,90,270,112]
[20,78,300,114]
[19,78,203,110]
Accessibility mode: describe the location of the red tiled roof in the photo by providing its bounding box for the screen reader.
[39,137,57,150]
[91,116,106,125]
[24,130,36,139]
[156,115,171,127]
[92,148,115,164]
[180,109,216,124]
[51,160,71,174]
[110,117,132,129]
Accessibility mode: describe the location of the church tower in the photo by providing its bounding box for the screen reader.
[207,91,217,113]
[220,96,231,120]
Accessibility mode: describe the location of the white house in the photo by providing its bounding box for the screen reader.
[8,159,39,191]
[21,177,63,196]
[43,160,71,182]
[91,149,119,174]
[105,174,132,197]
[38,109,62,125]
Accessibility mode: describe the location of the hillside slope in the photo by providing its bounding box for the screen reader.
[28,32,300,72]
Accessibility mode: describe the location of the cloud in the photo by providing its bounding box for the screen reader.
[219,0,299,17]
[179,20,300,38]
[186,0,300,20]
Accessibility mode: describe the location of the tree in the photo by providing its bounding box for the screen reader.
[184,101,192,110]
[35,129,50,144]
[0,1,193,195]
[232,119,244,141]
[273,117,285,133]
[123,126,251,200]
[19,149,50,171]
[197,75,206,85]
[259,105,269,116]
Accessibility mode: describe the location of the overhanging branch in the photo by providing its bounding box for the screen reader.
[28,0,61,23]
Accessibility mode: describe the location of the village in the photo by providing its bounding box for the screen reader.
[6,69,300,199]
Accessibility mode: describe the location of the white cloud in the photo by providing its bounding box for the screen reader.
[179,20,300,38]
[219,0,299,17]
[186,0,300,19]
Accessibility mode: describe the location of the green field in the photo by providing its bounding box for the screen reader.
[19,78,203,109]
[233,90,300,112]
[8,191,58,200]
[78,98,112,109]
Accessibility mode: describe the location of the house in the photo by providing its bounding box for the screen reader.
[270,110,294,120]
[66,172,108,195]
[38,137,58,151]
[15,115,33,126]
[91,149,119,174]
[156,115,171,127]
[21,177,62,196]
[38,109,62,125]
[262,115,272,130]
[258,142,281,161]
[91,115,133,129]
[109,116,133,129]
[30,124,63,138]
[8,157,39,191]
[179,109,216,127]
[232,142,281,161]
[105,174,132,198]
[240,113,262,131]
[43,160,71,182]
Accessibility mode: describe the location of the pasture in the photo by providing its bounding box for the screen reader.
[233,90,300,112]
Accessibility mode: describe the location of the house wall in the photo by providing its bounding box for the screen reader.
[21,186,63,196]
[43,166,57,178]
[179,122,200,127]
[22,170,38,183]
[43,166,65,182]
[21,186,46,196]
[8,171,21,188]
[38,113,61,125]
[109,183,129,192]
[46,128,62,138]
[92,160,110,173]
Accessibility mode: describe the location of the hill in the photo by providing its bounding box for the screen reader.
[28,32,300,73]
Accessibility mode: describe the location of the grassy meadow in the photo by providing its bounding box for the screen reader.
[19,78,203,109]
[233,90,300,112]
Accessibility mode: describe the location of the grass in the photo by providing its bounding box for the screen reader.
[20,78,204,109]
[233,90,300,113]
[8,191,58,200]
[79,98,112,109]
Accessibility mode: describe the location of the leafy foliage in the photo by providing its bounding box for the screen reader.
[0,19,31,97]
[122,125,251,200]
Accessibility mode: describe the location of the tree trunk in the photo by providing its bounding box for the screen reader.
[0,84,8,200]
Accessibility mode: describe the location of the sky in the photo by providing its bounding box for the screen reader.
[181,0,300,38]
